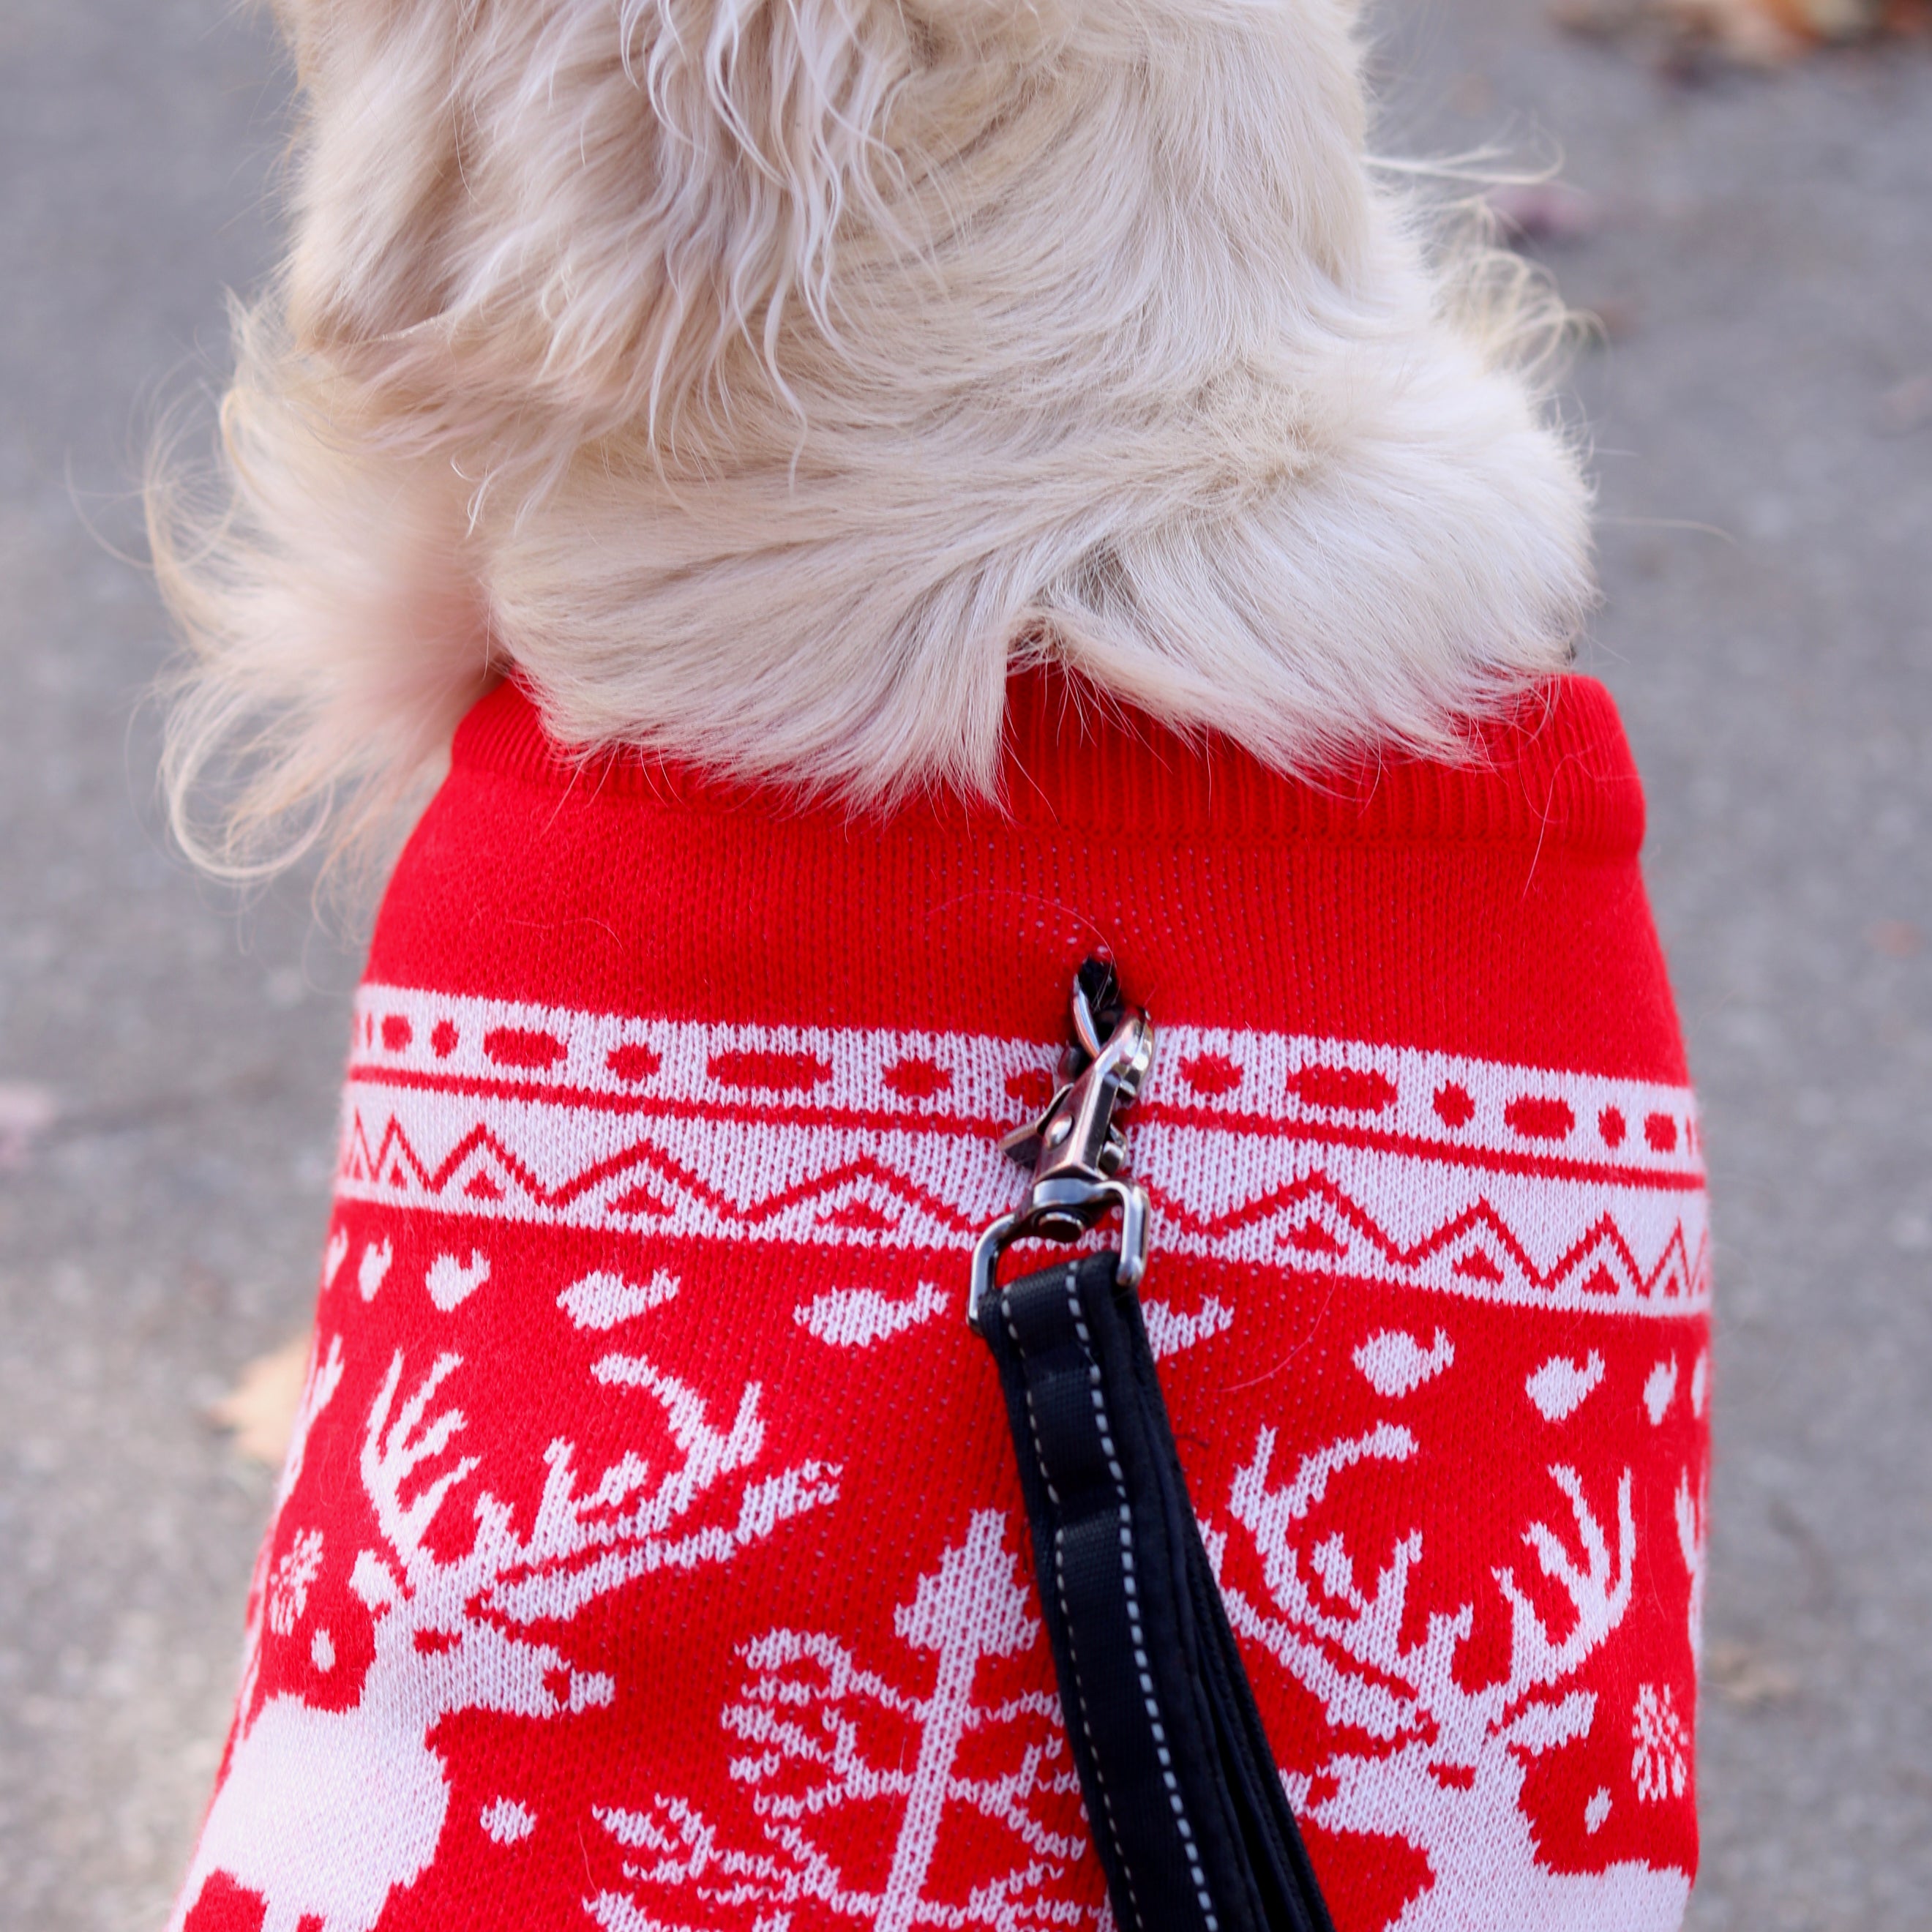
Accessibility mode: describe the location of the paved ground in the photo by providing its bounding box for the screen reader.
[1,1,1928,1926]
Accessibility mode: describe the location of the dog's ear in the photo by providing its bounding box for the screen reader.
[280,0,954,438]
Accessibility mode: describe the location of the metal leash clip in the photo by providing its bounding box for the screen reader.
[967,959,1156,1330]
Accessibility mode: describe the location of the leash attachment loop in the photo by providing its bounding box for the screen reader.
[967,959,1155,1329]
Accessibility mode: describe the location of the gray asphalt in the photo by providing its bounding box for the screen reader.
[1,1,1928,1927]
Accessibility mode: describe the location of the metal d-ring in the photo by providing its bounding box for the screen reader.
[967,1176,1151,1333]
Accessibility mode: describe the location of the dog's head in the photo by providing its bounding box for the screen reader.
[274,0,1371,442]
[158,0,1590,872]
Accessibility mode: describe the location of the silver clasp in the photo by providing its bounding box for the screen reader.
[967,962,1156,1330]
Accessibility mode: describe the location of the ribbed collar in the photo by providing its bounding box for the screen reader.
[451,669,1644,856]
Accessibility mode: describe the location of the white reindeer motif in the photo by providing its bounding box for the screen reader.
[1219,1424,1691,1932]
[174,1341,839,1932]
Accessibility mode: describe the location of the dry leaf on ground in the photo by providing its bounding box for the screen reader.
[208,1333,312,1466]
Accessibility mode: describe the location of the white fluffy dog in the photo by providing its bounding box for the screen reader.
[156,16,1706,1932]
[153,0,1590,868]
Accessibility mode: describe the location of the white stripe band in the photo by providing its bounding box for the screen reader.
[338,986,1708,1319]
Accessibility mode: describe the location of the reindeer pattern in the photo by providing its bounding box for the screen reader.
[173,1220,842,1932]
[176,1003,1707,1932]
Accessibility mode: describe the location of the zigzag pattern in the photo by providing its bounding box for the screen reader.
[337,1092,1709,1317]
[1150,1169,1705,1301]
[342,1112,976,1236]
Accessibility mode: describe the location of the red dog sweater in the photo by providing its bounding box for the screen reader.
[174,671,1709,1932]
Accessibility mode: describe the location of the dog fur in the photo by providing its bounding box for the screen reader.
[151,0,1593,870]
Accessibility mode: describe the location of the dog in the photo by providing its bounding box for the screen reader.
[155,6,1709,1930]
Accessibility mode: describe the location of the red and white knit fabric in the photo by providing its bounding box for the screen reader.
[174,670,1709,1932]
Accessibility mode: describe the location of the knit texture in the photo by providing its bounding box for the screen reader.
[174,671,1708,1932]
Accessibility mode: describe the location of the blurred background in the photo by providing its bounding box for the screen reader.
[1,0,1928,1925]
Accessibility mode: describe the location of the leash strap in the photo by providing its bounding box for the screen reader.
[967,962,1333,1931]
[978,1248,1334,1932]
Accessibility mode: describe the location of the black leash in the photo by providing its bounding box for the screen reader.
[969,962,1335,1932]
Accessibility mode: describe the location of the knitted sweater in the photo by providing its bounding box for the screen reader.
[174,670,1709,1932]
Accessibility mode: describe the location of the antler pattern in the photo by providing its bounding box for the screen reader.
[1224,1426,1633,1764]
[352,1347,839,1628]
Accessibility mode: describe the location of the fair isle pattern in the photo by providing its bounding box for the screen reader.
[338,986,1710,1319]
[174,678,1710,1932]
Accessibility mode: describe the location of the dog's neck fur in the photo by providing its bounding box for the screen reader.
[157,0,1592,863]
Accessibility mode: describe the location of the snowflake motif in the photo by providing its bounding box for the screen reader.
[1630,1682,1688,1802]
[268,1527,326,1636]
